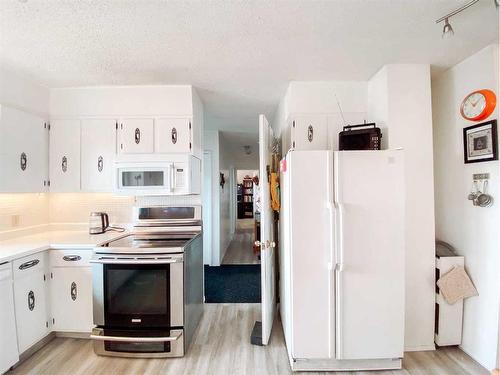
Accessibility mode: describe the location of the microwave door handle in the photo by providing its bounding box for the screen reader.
[90,332,182,343]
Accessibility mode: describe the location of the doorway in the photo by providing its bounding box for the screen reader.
[222,169,260,265]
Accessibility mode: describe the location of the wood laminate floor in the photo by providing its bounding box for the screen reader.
[10,304,488,375]
[222,219,260,265]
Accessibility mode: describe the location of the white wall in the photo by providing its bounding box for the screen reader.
[433,44,500,370]
[368,64,436,352]
[203,130,221,265]
[218,132,235,262]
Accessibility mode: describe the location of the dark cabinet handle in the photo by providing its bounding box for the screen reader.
[19,259,39,270]
[63,255,81,262]
[20,152,27,171]
[71,282,77,301]
[62,156,68,172]
[97,156,103,172]
[171,127,178,144]
[28,290,35,311]
[135,128,141,144]
[308,125,314,142]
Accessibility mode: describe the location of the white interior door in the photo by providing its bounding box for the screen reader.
[259,114,276,345]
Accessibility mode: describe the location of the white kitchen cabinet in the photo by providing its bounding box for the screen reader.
[118,118,154,154]
[13,253,50,354]
[81,119,117,191]
[50,267,93,332]
[0,105,49,192]
[155,118,192,153]
[289,115,328,151]
[0,262,19,373]
[49,119,81,192]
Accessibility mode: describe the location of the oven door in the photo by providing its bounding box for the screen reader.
[92,255,184,329]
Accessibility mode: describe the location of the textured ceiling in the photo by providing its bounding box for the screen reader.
[0,1,498,133]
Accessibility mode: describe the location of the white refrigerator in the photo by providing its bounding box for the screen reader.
[279,150,405,372]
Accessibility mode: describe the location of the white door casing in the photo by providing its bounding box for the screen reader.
[202,151,213,265]
[259,114,276,345]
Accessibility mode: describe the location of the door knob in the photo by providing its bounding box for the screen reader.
[254,240,261,247]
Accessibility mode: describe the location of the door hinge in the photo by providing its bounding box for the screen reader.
[47,123,51,131]
[189,122,192,130]
[189,142,192,150]
[46,321,49,328]
[50,272,53,279]
[43,274,46,281]
[120,144,123,150]
[47,180,51,187]
[292,121,295,128]
[52,318,55,325]
[120,123,123,130]
[115,122,118,130]
[293,141,295,148]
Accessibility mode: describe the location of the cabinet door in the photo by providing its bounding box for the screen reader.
[291,115,328,150]
[155,118,191,153]
[0,266,19,373]
[118,118,154,154]
[51,267,93,332]
[0,106,49,192]
[81,119,117,191]
[49,120,81,192]
[14,272,49,353]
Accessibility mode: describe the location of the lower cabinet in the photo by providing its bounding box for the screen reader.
[13,262,50,353]
[50,266,93,332]
[0,262,19,374]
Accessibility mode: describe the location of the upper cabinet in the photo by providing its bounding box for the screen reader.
[155,118,192,153]
[118,118,154,154]
[81,119,117,192]
[0,105,49,192]
[288,115,328,151]
[49,120,81,192]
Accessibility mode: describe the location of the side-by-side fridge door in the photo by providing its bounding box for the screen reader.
[333,150,405,360]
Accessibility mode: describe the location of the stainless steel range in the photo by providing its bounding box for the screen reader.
[90,206,203,358]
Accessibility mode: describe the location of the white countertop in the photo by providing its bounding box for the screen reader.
[0,230,129,263]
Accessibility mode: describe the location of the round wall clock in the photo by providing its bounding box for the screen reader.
[460,89,496,122]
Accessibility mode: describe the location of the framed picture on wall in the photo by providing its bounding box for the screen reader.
[463,120,498,164]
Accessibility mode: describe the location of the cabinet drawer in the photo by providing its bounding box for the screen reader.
[13,252,47,279]
[50,249,92,267]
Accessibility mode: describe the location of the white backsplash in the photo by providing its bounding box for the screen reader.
[0,193,49,232]
[0,193,202,235]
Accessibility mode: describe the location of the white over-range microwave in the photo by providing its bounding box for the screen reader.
[114,155,201,196]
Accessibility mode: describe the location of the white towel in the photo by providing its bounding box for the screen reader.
[437,265,478,305]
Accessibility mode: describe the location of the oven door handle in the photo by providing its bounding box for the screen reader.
[90,332,183,343]
[89,258,183,265]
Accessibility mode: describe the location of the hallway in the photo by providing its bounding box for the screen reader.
[222,219,260,264]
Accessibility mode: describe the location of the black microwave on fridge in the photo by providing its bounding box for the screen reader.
[339,123,382,151]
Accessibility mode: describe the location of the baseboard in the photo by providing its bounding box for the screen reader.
[459,345,493,372]
[14,332,56,368]
[404,344,436,352]
[55,331,91,339]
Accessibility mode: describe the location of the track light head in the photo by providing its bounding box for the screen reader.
[442,18,454,38]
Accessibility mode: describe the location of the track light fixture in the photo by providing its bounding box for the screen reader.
[442,18,454,39]
[435,0,480,38]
